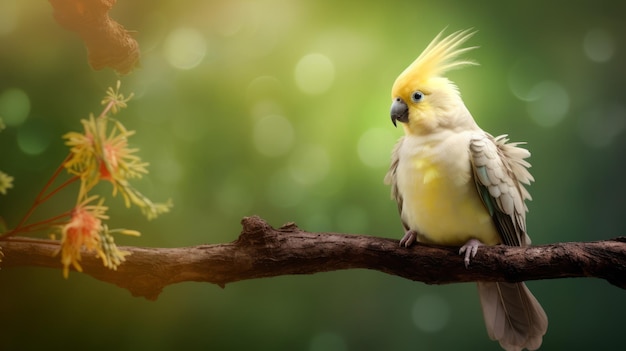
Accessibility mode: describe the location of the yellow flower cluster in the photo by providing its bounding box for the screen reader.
[0,81,171,277]
[54,81,172,276]
[57,195,141,278]
[58,195,109,278]
[0,171,13,196]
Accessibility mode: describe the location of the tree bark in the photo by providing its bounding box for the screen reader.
[49,0,140,74]
[1,215,625,301]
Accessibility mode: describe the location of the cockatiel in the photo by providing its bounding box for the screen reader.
[384,29,548,351]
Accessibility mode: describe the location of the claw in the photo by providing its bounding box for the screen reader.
[399,230,417,247]
[459,238,484,268]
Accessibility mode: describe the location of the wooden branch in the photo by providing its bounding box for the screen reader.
[1,216,626,300]
[49,0,140,74]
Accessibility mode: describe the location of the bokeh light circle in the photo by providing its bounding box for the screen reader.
[253,114,295,157]
[309,332,347,351]
[163,27,207,70]
[412,294,451,333]
[16,119,52,156]
[526,81,570,128]
[288,144,330,185]
[0,88,30,126]
[583,28,614,63]
[357,127,397,168]
[294,53,335,95]
[0,0,18,35]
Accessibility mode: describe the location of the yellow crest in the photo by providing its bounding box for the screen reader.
[394,29,478,88]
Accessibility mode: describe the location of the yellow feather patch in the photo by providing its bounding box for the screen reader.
[423,167,440,184]
[413,156,441,184]
[400,148,500,246]
[414,145,441,184]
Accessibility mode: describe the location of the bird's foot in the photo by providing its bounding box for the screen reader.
[459,238,484,268]
[399,230,418,247]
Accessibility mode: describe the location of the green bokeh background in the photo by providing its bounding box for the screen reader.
[1,0,626,350]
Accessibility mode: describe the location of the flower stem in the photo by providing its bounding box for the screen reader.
[98,100,115,119]
[38,176,79,205]
[0,155,75,239]
[8,211,72,236]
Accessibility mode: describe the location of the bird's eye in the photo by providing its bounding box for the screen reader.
[411,91,424,103]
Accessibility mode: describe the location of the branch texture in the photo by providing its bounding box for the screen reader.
[49,0,140,74]
[2,216,626,300]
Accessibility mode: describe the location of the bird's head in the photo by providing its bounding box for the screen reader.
[390,29,479,135]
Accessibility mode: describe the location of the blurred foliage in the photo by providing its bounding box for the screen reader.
[1,0,626,350]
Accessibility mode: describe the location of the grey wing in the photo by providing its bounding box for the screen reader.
[469,133,534,247]
[384,136,410,232]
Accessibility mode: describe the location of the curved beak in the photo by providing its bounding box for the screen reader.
[390,98,408,127]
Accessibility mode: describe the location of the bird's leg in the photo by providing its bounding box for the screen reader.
[459,238,484,268]
[399,229,418,247]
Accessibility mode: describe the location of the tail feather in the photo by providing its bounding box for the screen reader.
[477,282,548,351]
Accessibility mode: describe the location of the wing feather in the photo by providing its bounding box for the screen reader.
[469,133,533,247]
[385,137,409,232]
